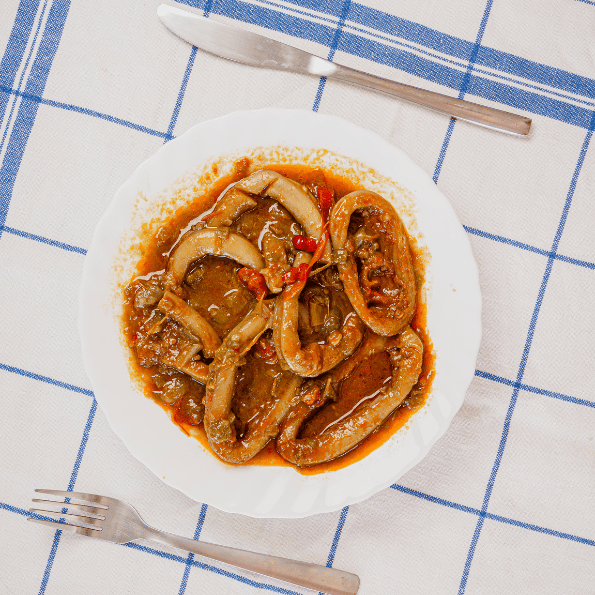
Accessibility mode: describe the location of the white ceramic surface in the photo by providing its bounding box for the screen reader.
[79,108,481,518]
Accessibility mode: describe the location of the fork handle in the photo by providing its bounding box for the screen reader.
[145,528,359,595]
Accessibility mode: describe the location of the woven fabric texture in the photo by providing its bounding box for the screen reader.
[1,1,594,594]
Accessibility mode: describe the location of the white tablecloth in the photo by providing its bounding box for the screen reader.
[1,1,594,593]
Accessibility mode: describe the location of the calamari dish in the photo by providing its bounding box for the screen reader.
[124,159,434,473]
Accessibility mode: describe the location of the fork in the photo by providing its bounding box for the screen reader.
[28,489,359,595]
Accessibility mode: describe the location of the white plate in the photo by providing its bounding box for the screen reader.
[79,108,481,518]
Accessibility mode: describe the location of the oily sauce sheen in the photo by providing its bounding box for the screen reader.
[123,161,434,474]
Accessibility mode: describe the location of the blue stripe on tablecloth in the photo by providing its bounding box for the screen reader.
[554,253,595,270]
[316,506,350,595]
[325,506,350,568]
[0,361,92,396]
[165,46,197,143]
[203,0,215,17]
[484,512,595,547]
[1,502,54,519]
[433,0,491,183]
[208,0,336,47]
[0,0,41,134]
[458,117,594,594]
[276,0,344,17]
[389,485,595,547]
[474,45,595,99]
[65,399,97,492]
[465,226,552,258]
[475,370,595,409]
[348,2,595,100]
[464,226,595,270]
[177,503,209,595]
[459,0,492,98]
[0,0,48,156]
[392,484,481,515]
[312,0,350,112]
[257,0,339,28]
[433,118,456,183]
[0,85,169,138]
[0,0,70,241]
[1,224,87,254]
[311,73,328,112]
[38,398,97,595]
[575,0,595,6]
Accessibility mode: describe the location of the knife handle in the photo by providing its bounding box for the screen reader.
[329,63,531,136]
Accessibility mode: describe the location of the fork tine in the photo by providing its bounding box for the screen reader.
[32,499,106,518]
[31,504,105,521]
[27,517,101,536]
[35,489,111,508]
[30,508,104,528]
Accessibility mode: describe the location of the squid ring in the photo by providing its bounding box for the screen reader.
[204,301,302,464]
[163,228,265,292]
[273,253,365,377]
[329,191,416,336]
[274,295,365,378]
[233,170,332,263]
[157,291,221,358]
[276,327,423,467]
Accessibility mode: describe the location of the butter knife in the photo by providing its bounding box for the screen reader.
[157,4,531,136]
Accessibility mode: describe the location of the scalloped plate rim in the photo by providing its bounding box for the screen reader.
[78,108,482,518]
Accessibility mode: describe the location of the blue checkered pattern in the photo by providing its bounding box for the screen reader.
[1,0,594,593]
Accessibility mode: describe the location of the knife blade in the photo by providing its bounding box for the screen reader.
[157,4,531,136]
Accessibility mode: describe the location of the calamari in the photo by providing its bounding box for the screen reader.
[204,187,257,227]
[204,301,303,463]
[172,359,209,384]
[233,170,332,263]
[330,190,416,336]
[163,228,265,292]
[273,253,365,377]
[158,291,221,358]
[260,232,290,293]
[276,327,423,466]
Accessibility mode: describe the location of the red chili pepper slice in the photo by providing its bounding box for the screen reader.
[316,187,334,222]
[284,230,330,300]
[292,235,317,252]
[237,267,268,300]
[255,335,276,359]
[282,267,300,284]
[282,263,309,285]
[295,263,310,283]
[310,227,330,267]
[283,187,334,299]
